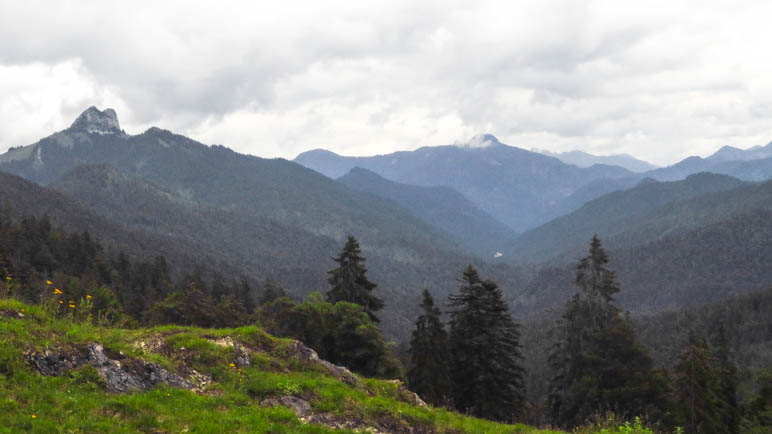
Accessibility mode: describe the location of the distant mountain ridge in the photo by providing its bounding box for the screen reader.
[707,142,772,162]
[296,134,634,232]
[645,141,772,182]
[534,149,658,172]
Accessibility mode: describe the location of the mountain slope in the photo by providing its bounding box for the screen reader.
[45,163,532,339]
[506,173,748,263]
[50,164,339,291]
[296,134,633,232]
[512,207,772,317]
[0,170,259,283]
[337,167,517,257]
[0,107,468,260]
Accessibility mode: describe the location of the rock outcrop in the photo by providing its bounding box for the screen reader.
[25,343,202,393]
[69,106,122,134]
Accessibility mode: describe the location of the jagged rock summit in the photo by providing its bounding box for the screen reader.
[69,106,121,134]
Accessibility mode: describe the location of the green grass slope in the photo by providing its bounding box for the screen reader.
[0,298,557,433]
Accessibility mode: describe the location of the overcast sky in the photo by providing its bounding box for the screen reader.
[1,1,772,165]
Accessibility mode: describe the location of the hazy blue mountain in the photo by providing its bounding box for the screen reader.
[535,149,658,172]
[505,173,748,263]
[296,134,634,232]
[645,144,772,182]
[338,167,517,257]
[706,141,772,162]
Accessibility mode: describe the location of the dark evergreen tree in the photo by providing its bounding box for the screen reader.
[238,277,256,313]
[742,369,772,431]
[674,333,725,433]
[259,279,287,306]
[448,265,526,422]
[407,289,451,406]
[326,235,383,322]
[548,235,669,427]
[712,324,740,434]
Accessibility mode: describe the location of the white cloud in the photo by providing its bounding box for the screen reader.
[1,0,772,165]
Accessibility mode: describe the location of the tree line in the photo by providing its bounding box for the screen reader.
[1,214,770,431]
[406,235,769,432]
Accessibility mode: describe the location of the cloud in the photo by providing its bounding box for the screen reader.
[1,0,772,165]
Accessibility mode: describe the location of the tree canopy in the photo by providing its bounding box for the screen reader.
[326,235,384,322]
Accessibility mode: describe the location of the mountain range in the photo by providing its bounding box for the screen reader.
[0,107,534,339]
[534,149,658,172]
[4,106,772,340]
[296,134,634,233]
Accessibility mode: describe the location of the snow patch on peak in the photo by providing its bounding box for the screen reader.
[453,134,503,149]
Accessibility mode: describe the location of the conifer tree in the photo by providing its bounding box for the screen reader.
[448,265,526,422]
[712,324,740,434]
[408,289,451,406]
[549,235,668,427]
[674,333,725,433]
[743,369,772,430]
[259,279,286,306]
[326,235,383,321]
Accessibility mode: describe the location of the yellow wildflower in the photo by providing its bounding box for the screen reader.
[53,288,63,295]
[69,304,76,309]
[46,280,52,285]
[86,295,92,299]
[31,414,36,419]
[58,300,63,304]
[229,363,236,368]
[5,276,11,280]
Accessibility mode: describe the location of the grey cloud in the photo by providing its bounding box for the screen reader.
[1,1,772,166]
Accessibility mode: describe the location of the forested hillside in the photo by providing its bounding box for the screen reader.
[515,208,772,315]
[506,173,748,263]
[338,167,516,257]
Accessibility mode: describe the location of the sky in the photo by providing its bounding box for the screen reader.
[1,1,772,166]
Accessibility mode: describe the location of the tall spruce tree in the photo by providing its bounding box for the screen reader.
[674,333,726,433]
[407,289,451,406]
[448,265,526,422]
[326,235,384,322]
[548,235,668,427]
[712,324,740,434]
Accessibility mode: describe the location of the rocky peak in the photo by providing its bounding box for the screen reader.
[454,133,504,149]
[69,106,121,134]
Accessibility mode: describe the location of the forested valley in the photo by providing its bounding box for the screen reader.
[1,211,769,432]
